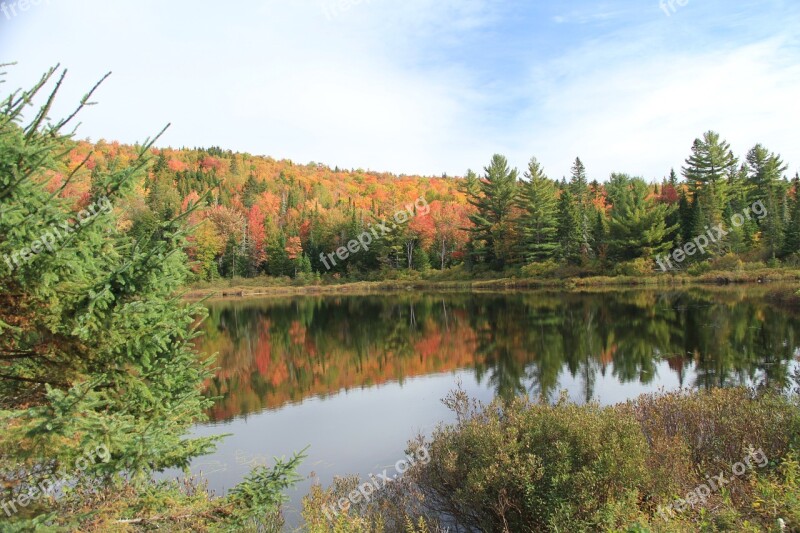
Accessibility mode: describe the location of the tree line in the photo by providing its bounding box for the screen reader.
[463,132,799,272]
[138,130,799,279]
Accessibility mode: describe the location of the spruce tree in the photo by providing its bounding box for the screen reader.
[668,168,678,188]
[516,157,558,263]
[0,68,220,489]
[782,174,800,258]
[682,131,738,230]
[569,157,593,258]
[0,68,303,529]
[465,154,519,269]
[557,189,581,264]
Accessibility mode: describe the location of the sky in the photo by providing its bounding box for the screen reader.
[1,0,799,181]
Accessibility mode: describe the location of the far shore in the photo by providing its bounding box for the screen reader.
[183,267,800,302]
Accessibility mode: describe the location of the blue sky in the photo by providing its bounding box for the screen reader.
[1,0,799,181]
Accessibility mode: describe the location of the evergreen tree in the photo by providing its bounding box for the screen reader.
[0,70,296,529]
[606,176,677,260]
[668,168,678,188]
[747,144,788,259]
[592,209,609,266]
[516,157,558,263]
[678,189,694,246]
[557,189,581,264]
[782,174,800,258]
[746,144,787,205]
[465,155,519,269]
[569,157,593,258]
[682,131,738,229]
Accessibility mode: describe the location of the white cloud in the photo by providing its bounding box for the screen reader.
[512,34,800,181]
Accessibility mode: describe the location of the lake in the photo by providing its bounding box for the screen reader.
[178,287,800,528]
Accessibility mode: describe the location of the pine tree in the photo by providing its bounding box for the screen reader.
[682,131,738,229]
[465,155,519,269]
[0,69,222,489]
[607,176,677,260]
[747,144,787,205]
[569,157,593,258]
[557,189,581,264]
[678,188,694,246]
[782,174,800,258]
[668,168,678,188]
[747,144,788,259]
[516,157,558,263]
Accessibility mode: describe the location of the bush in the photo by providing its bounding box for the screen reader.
[404,390,651,532]
[520,261,560,278]
[710,253,744,271]
[613,258,655,277]
[687,260,713,276]
[388,387,800,532]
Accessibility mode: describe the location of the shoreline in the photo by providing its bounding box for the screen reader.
[183,267,800,301]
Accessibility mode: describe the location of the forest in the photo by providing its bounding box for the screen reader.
[46,131,800,284]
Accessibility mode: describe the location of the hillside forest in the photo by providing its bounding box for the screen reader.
[37,132,800,283]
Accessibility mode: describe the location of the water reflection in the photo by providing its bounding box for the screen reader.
[199,288,800,421]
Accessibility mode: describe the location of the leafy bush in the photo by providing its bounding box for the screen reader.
[631,388,800,469]
[404,389,651,532]
[687,261,713,276]
[389,387,800,532]
[613,258,654,277]
[520,261,560,278]
[710,253,744,271]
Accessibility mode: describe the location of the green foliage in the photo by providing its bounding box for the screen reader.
[465,154,519,269]
[516,157,559,263]
[682,131,738,230]
[405,389,651,532]
[0,68,219,483]
[391,387,800,532]
[606,175,677,260]
[557,189,582,264]
[227,448,307,530]
[0,68,304,530]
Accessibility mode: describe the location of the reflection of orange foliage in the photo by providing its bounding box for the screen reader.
[289,321,306,345]
[254,320,272,376]
[202,308,482,421]
[599,344,617,366]
[269,360,289,387]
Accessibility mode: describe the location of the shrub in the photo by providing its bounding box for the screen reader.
[390,387,800,532]
[687,261,713,276]
[613,258,655,277]
[520,261,560,278]
[630,388,800,470]
[710,253,744,271]
[405,390,651,532]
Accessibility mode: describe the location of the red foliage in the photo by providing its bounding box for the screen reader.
[199,156,224,172]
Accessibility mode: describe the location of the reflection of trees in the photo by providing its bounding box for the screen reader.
[198,290,800,420]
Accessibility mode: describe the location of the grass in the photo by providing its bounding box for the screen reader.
[183,266,800,300]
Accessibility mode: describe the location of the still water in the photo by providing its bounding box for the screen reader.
[181,288,800,527]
